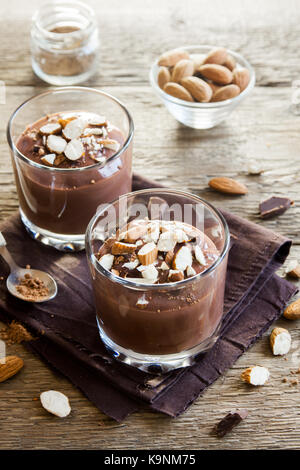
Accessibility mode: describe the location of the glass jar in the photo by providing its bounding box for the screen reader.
[31,0,99,85]
[86,189,230,373]
[7,87,134,252]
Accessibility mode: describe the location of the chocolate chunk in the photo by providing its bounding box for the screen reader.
[259,196,294,219]
[213,409,248,437]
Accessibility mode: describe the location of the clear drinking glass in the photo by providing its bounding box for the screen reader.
[31,0,99,85]
[86,188,230,373]
[7,87,134,252]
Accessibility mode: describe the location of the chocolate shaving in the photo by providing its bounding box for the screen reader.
[259,196,294,219]
[213,409,249,437]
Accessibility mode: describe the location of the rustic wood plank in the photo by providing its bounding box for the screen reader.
[0,0,300,450]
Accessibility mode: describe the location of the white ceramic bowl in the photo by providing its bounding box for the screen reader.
[150,45,255,129]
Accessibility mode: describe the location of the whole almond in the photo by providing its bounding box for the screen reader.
[171,59,194,83]
[0,356,24,383]
[198,64,233,85]
[208,82,222,95]
[203,47,227,65]
[157,66,171,89]
[209,177,248,195]
[232,68,250,92]
[163,82,194,102]
[211,84,240,102]
[283,299,300,320]
[180,76,212,102]
[224,54,236,71]
[158,49,190,67]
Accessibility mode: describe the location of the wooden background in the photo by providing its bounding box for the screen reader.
[0,0,300,450]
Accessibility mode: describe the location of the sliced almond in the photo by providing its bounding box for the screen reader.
[209,177,248,195]
[47,135,67,154]
[119,224,148,243]
[39,123,61,135]
[172,246,193,271]
[41,154,56,166]
[138,242,158,266]
[54,154,66,166]
[247,161,264,175]
[111,241,136,255]
[194,245,206,265]
[58,117,77,128]
[187,265,197,277]
[141,264,158,283]
[283,299,300,320]
[62,118,86,140]
[40,390,71,418]
[160,261,170,271]
[88,115,107,127]
[99,253,114,270]
[270,327,291,355]
[64,139,84,161]
[157,231,176,252]
[241,366,269,386]
[100,139,120,153]
[123,259,140,270]
[143,221,160,243]
[83,127,103,136]
[168,270,184,282]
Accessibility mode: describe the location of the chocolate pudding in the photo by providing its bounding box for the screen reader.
[92,218,227,355]
[15,112,132,236]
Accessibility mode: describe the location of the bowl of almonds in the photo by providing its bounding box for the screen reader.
[150,45,255,129]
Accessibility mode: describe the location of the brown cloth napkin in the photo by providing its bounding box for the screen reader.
[0,174,297,421]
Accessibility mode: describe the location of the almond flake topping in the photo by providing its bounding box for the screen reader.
[141,264,158,282]
[195,245,206,265]
[99,253,114,271]
[123,259,140,270]
[99,139,120,152]
[172,245,193,271]
[138,242,158,266]
[47,135,67,154]
[41,154,56,166]
[39,123,61,135]
[157,231,176,252]
[62,118,87,140]
[111,241,137,255]
[64,139,84,161]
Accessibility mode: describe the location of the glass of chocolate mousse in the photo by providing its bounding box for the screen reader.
[86,188,230,373]
[7,87,134,251]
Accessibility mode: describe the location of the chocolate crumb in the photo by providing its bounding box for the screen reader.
[213,409,249,438]
[90,179,95,184]
[290,379,299,386]
[282,377,288,383]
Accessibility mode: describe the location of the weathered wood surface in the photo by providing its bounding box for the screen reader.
[0,0,300,450]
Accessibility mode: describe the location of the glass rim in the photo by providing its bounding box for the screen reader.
[85,188,231,291]
[149,44,256,109]
[32,0,96,39]
[6,86,134,173]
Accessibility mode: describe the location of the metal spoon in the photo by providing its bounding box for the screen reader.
[0,232,57,302]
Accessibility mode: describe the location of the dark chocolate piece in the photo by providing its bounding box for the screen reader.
[213,409,249,437]
[259,196,294,219]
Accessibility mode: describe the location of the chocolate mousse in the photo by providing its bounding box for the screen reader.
[15,112,132,236]
[92,218,227,355]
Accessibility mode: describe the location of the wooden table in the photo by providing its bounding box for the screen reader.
[0,0,299,450]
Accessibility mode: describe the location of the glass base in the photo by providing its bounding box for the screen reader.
[20,210,85,252]
[97,317,220,374]
[32,60,96,86]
